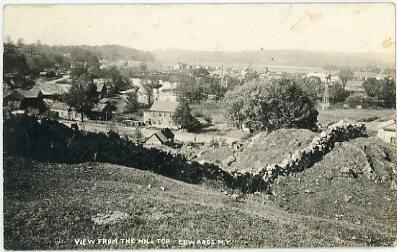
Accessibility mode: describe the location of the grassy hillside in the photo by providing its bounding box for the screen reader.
[4,155,396,249]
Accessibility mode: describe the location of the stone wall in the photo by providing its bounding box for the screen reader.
[229,120,367,192]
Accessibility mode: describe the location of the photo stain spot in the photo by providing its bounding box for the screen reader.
[382,37,393,49]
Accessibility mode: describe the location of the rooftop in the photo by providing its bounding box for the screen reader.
[149,101,180,113]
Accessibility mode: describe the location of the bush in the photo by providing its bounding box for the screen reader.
[329,83,350,103]
[345,93,383,109]
[224,78,318,132]
[362,78,396,108]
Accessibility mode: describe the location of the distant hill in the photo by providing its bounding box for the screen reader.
[153,49,395,69]
[60,45,154,62]
[79,45,155,62]
[22,43,155,63]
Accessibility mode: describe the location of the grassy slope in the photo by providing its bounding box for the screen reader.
[4,156,396,249]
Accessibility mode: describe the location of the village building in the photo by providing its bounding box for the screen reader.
[30,82,72,99]
[3,73,28,89]
[93,80,108,99]
[90,101,114,121]
[3,90,26,111]
[49,101,80,121]
[4,89,45,116]
[143,101,180,129]
[173,62,187,70]
[145,128,175,145]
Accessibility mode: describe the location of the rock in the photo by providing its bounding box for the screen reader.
[231,193,243,201]
[334,214,344,220]
[391,180,397,191]
[91,211,129,225]
[222,155,236,167]
[196,150,205,158]
[343,195,352,202]
[160,186,165,191]
[304,189,313,194]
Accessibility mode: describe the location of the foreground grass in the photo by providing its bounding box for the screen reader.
[3,156,396,249]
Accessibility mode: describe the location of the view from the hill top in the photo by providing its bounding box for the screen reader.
[2,2,396,250]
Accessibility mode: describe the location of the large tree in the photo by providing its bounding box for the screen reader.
[63,78,97,122]
[362,77,396,108]
[173,101,201,132]
[3,43,31,75]
[141,79,159,107]
[338,69,354,89]
[100,66,131,92]
[224,78,318,132]
[329,82,350,103]
[125,86,139,112]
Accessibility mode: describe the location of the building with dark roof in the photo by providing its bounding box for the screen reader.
[145,128,175,145]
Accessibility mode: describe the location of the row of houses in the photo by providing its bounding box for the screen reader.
[4,75,186,130]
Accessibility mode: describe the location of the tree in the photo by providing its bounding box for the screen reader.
[5,35,13,44]
[16,38,25,47]
[100,66,131,92]
[173,101,201,132]
[63,78,97,122]
[338,69,354,89]
[125,87,139,112]
[224,78,318,132]
[70,48,100,81]
[329,82,350,103]
[225,75,242,90]
[190,67,209,78]
[3,43,31,74]
[362,77,396,108]
[141,79,155,106]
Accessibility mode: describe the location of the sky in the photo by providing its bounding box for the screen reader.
[3,3,396,53]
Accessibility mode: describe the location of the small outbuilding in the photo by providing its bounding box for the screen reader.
[376,119,396,145]
[145,128,175,145]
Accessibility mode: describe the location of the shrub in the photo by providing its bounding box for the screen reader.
[329,83,350,103]
[345,93,383,109]
[362,78,396,108]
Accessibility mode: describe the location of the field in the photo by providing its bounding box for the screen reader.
[317,108,395,127]
[4,151,397,249]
